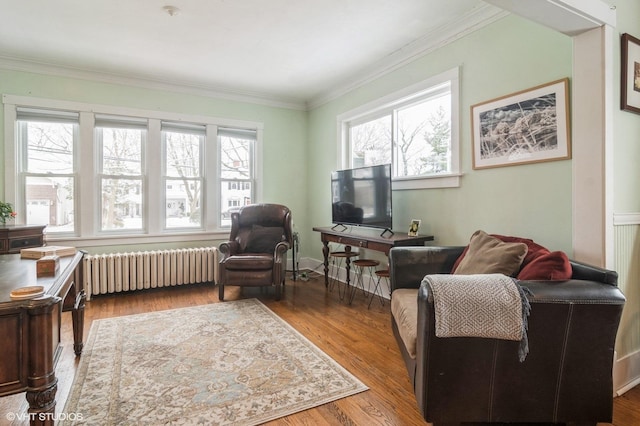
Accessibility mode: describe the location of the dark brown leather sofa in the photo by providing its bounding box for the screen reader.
[218,203,292,301]
[389,246,626,426]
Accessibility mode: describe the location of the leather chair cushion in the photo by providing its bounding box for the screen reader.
[245,225,285,253]
[391,288,419,359]
[223,254,274,270]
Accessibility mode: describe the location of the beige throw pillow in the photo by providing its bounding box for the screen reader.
[454,230,528,276]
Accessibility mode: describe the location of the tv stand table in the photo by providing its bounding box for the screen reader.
[313,226,434,287]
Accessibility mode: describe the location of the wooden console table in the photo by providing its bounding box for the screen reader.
[313,226,434,287]
[0,251,85,425]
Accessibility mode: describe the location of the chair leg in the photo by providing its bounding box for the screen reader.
[219,283,225,301]
[274,282,282,301]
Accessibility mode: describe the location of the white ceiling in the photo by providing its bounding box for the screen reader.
[0,0,504,108]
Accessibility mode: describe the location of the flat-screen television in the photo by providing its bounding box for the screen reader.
[331,164,392,231]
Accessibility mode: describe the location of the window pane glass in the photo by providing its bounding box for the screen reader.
[350,115,392,168]
[220,136,251,179]
[220,181,252,227]
[100,128,142,175]
[25,176,74,233]
[165,179,202,228]
[165,132,201,177]
[24,122,74,174]
[396,94,451,177]
[101,178,142,230]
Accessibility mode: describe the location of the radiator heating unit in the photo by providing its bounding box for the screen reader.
[83,247,218,300]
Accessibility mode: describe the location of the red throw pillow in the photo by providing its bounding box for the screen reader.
[517,251,572,280]
[490,234,550,266]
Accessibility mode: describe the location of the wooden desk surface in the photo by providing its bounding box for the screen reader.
[0,253,81,305]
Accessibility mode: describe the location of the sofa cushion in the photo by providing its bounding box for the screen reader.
[391,289,419,359]
[517,250,572,280]
[453,230,528,276]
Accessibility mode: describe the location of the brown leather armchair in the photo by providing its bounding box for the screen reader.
[389,246,626,426]
[218,203,292,301]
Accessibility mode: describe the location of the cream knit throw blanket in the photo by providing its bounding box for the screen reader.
[424,273,531,361]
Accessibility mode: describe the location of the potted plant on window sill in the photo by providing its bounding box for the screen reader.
[0,202,17,225]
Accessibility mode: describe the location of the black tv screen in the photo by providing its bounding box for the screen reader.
[331,164,392,230]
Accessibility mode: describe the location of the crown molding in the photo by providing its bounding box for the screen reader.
[306,4,508,110]
[0,56,308,111]
[0,4,507,113]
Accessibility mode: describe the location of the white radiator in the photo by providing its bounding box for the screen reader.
[83,247,218,300]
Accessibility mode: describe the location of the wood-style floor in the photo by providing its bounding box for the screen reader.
[1,272,639,425]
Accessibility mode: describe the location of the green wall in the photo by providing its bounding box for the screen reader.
[612,0,640,367]
[2,2,639,365]
[0,69,308,252]
[305,15,573,263]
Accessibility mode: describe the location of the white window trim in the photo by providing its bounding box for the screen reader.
[336,67,462,190]
[2,94,264,247]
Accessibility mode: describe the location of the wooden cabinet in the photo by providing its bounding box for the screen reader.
[0,252,85,425]
[0,225,46,254]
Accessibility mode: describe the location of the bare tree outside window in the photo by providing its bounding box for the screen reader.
[219,134,254,226]
[99,127,143,230]
[165,131,203,228]
[349,93,451,177]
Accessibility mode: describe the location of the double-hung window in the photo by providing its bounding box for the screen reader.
[219,128,255,226]
[340,67,460,189]
[16,107,78,234]
[4,95,262,244]
[162,122,204,229]
[95,115,146,232]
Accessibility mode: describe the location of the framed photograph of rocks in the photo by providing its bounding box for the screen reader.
[471,78,570,170]
[621,33,640,114]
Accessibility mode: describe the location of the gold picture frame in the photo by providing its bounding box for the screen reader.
[471,78,571,170]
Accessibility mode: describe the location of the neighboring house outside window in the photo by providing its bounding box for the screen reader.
[339,67,461,190]
[17,108,78,233]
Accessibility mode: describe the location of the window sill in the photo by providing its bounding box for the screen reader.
[45,230,231,249]
[392,173,462,190]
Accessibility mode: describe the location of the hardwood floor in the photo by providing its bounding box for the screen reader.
[1,272,639,425]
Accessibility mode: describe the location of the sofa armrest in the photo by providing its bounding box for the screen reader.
[413,276,625,424]
[570,260,618,286]
[389,246,464,291]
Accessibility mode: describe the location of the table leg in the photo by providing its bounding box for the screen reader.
[344,246,353,287]
[321,240,329,287]
[72,290,86,356]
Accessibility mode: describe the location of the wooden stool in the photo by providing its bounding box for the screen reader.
[370,269,390,308]
[352,259,380,305]
[329,250,359,300]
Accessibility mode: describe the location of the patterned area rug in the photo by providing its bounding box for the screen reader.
[62,299,368,425]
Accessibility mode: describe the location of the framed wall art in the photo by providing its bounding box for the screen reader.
[471,78,571,170]
[621,33,640,114]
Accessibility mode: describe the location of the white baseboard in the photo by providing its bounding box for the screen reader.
[614,349,640,396]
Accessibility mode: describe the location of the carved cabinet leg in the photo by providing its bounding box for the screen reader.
[72,290,86,356]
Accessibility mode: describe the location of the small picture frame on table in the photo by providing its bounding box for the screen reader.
[408,219,421,237]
